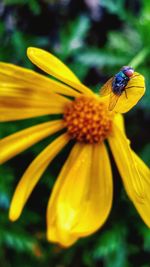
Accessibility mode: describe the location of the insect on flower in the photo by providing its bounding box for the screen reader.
[0,48,148,247]
[100,66,144,111]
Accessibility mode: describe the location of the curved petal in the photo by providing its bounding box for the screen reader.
[115,72,145,113]
[132,151,150,184]
[101,72,145,113]
[113,113,125,133]
[47,142,112,247]
[9,133,69,221]
[130,151,150,226]
[0,107,63,122]
[27,47,94,96]
[108,124,150,227]
[0,89,69,121]
[0,120,64,164]
[0,62,80,97]
[0,84,72,105]
[47,143,84,247]
[72,143,113,236]
[27,47,80,83]
[0,71,71,122]
[108,124,145,201]
[0,94,70,109]
[47,143,90,246]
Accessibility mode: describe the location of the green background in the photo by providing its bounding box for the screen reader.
[0,0,150,266]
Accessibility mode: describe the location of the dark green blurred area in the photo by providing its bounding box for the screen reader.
[0,0,150,266]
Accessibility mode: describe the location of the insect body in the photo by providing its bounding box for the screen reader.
[112,67,134,95]
[100,66,135,111]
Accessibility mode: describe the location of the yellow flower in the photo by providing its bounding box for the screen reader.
[0,47,149,247]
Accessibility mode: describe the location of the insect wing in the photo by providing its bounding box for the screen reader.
[100,77,114,96]
[108,91,120,111]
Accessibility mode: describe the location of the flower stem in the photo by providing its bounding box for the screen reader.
[128,48,149,69]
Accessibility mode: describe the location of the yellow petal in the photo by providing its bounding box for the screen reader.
[47,142,112,247]
[0,106,63,121]
[113,113,125,133]
[0,87,69,121]
[0,120,64,164]
[130,151,150,227]
[47,143,89,246]
[101,72,145,113]
[0,82,72,104]
[72,143,113,236]
[108,124,145,203]
[47,143,83,247]
[0,94,70,109]
[27,47,80,83]
[132,151,150,184]
[115,72,145,113]
[109,124,150,227]
[9,133,69,221]
[27,47,94,96]
[0,66,72,122]
[0,62,80,97]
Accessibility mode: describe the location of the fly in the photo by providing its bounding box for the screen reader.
[100,66,143,111]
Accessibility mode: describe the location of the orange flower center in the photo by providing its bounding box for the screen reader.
[64,96,113,143]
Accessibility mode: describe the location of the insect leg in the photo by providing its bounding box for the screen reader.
[124,88,128,98]
[125,85,144,90]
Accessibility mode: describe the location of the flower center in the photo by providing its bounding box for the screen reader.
[64,96,113,143]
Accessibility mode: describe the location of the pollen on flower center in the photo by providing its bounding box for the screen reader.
[63,96,113,143]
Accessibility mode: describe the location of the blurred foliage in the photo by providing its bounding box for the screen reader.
[0,0,150,266]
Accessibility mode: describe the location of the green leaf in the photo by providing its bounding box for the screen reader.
[93,224,128,267]
[100,0,127,19]
[57,15,91,59]
[4,0,41,14]
[76,48,127,67]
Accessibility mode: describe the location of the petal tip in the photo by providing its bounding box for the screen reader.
[9,209,19,222]
[27,47,37,58]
